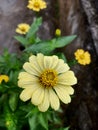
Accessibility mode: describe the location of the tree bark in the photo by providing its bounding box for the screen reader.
[58,0,98,130]
[80,0,98,56]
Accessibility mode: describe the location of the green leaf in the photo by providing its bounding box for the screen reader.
[27,35,41,45]
[52,35,77,48]
[25,40,55,54]
[25,35,76,54]
[35,37,41,43]
[26,107,38,118]
[28,35,36,44]
[68,59,77,67]
[54,127,70,130]
[35,124,47,130]
[63,127,70,130]
[0,115,5,127]
[38,113,48,130]
[26,17,42,39]
[14,36,28,46]
[56,53,67,63]
[9,92,19,112]
[28,115,38,130]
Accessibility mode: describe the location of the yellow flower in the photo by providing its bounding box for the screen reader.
[55,29,61,36]
[74,49,91,65]
[16,23,30,34]
[27,0,47,12]
[0,75,9,84]
[18,53,77,112]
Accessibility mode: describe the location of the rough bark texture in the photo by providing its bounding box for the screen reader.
[80,0,98,55]
[59,0,98,130]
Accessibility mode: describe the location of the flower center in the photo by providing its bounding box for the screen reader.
[21,27,26,32]
[34,2,40,8]
[39,69,58,88]
[79,54,85,60]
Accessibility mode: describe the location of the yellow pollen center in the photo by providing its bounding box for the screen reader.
[21,27,26,32]
[39,69,58,88]
[34,2,40,8]
[79,54,85,60]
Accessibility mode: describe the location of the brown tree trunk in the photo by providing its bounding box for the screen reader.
[58,0,98,130]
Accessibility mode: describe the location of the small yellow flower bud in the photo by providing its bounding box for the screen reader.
[55,29,61,36]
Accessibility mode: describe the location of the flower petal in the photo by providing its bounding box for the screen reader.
[38,89,49,112]
[18,72,37,79]
[54,85,71,104]
[18,79,38,88]
[20,87,34,101]
[18,72,38,88]
[65,86,74,95]
[50,56,59,69]
[59,85,74,95]
[29,55,42,73]
[23,62,40,76]
[44,56,53,68]
[37,53,44,70]
[31,86,44,105]
[58,71,77,85]
[55,59,70,74]
[49,88,60,110]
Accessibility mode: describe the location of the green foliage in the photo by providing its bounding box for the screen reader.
[53,127,70,130]
[14,36,28,46]
[0,49,22,74]
[4,101,18,130]
[53,35,76,48]
[27,108,49,130]
[26,17,42,39]
[56,53,68,63]
[25,35,76,54]
[38,113,48,130]
[8,92,19,112]
[14,17,42,47]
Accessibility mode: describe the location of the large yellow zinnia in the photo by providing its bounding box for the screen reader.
[18,53,77,112]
